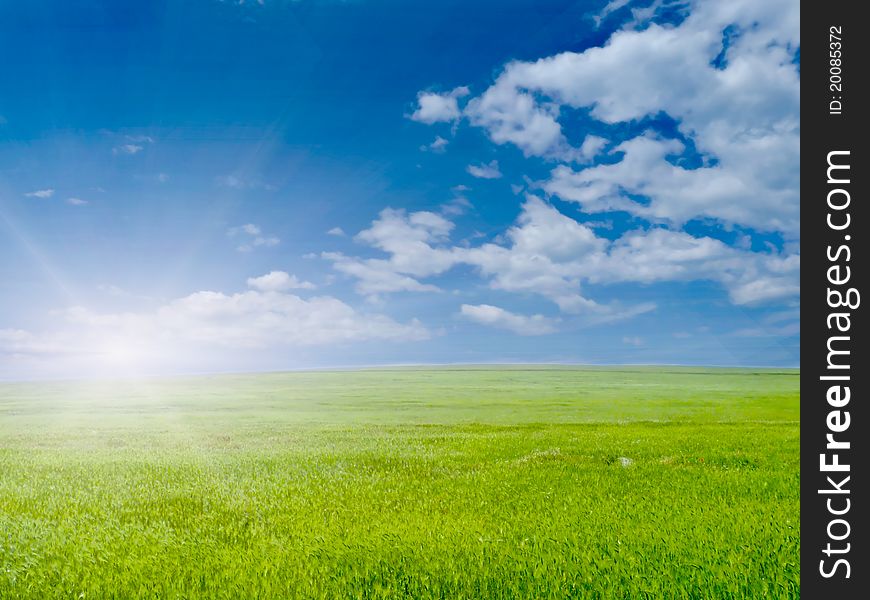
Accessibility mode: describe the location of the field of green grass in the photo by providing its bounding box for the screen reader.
[0,367,799,598]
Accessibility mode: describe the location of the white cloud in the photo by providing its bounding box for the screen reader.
[97,290,427,347]
[25,189,54,198]
[322,210,455,294]
[323,253,441,295]
[460,304,559,336]
[327,227,346,237]
[246,271,315,291]
[466,160,502,179]
[626,0,678,26]
[545,133,798,233]
[593,0,632,27]
[421,135,449,153]
[1,283,429,376]
[336,1,801,324]
[409,86,469,124]
[579,135,608,162]
[464,83,569,158]
[597,227,800,305]
[327,196,798,312]
[461,196,606,312]
[66,197,88,206]
[622,335,643,346]
[112,134,154,156]
[441,196,472,217]
[228,223,280,252]
[446,0,799,234]
[113,144,143,155]
[353,208,456,276]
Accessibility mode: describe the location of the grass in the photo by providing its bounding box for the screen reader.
[0,366,799,598]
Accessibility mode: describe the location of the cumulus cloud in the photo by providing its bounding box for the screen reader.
[91,290,424,347]
[461,196,605,312]
[460,304,559,336]
[414,0,799,235]
[143,290,426,347]
[246,271,315,291]
[597,227,800,305]
[409,86,469,124]
[327,227,346,237]
[464,83,569,159]
[322,253,441,295]
[540,3,795,231]
[1,281,429,376]
[466,160,502,179]
[321,208,456,295]
[383,0,800,335]
[545,132,798,233]
[325,196,798,312]
[25,189,54,198]
[578,135,608,162]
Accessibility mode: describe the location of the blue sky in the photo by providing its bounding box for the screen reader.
[0,0,800,379]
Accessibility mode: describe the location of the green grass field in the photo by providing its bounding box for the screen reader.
[0,367,799,598]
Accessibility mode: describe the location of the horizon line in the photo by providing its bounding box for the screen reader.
[0,361,801,385]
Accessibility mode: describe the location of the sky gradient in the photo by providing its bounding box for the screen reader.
[0,0,800,379]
